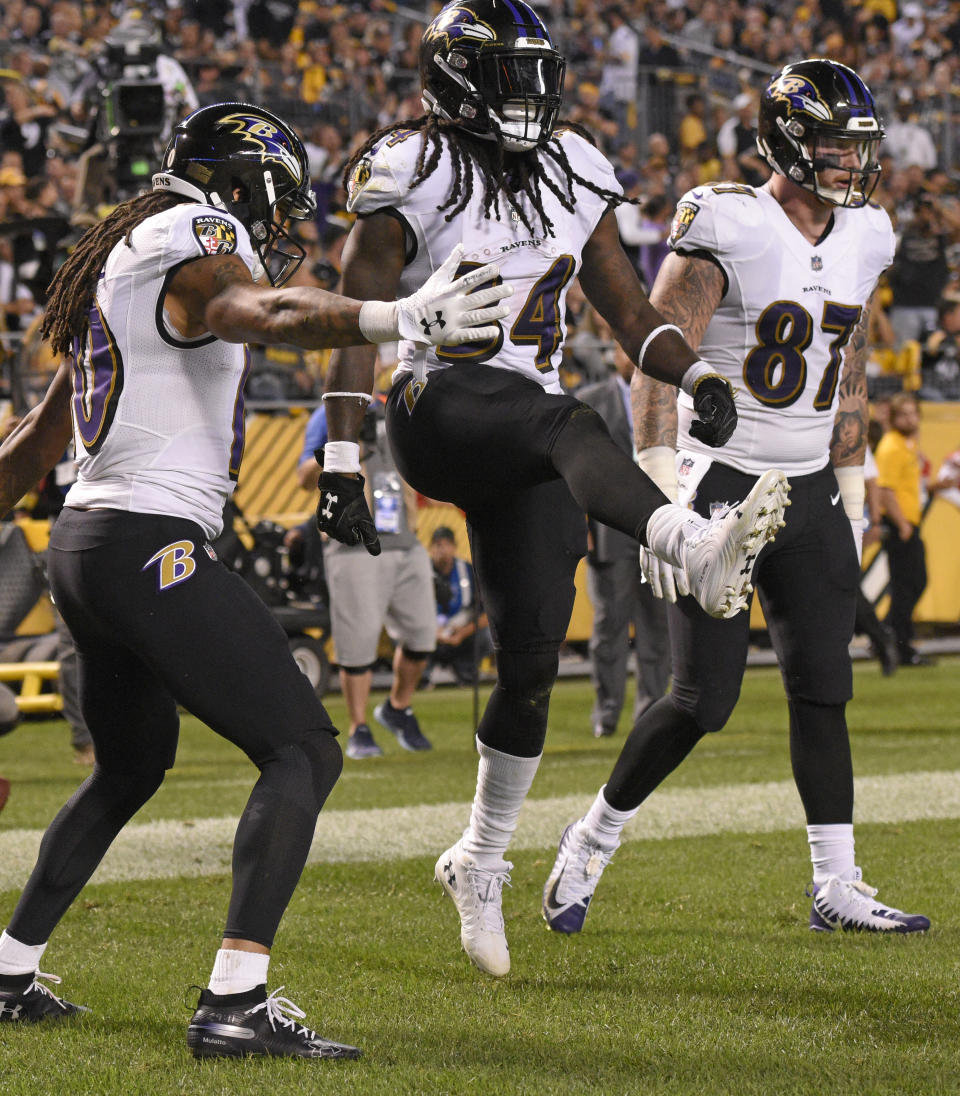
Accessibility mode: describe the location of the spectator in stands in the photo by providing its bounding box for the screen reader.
[888,196,951,344]
[677,93,708,169]
[891,2,928,57]
[566,80,619,152]
[423,526,492,689]
[578,342,669,738]
[717,92,767,187]
[876,393,938,666]
[598,6,638,123]
[884,89,938,172]
[682,0,720,52]
[296,369,436,759]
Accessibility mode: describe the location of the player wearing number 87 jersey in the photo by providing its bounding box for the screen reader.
[545,59,929,938]
[322,0,790,977]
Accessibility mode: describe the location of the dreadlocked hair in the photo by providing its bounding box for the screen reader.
[41,190,192,358]
[342,116,634,240]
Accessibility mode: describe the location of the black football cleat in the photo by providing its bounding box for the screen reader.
[187,985,361,1060]
[0,972,89,1022]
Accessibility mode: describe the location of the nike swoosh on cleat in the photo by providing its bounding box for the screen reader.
[543,878,567,915]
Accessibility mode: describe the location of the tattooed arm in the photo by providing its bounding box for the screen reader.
[829,292,875,558]
[632,250,725,451]
[829,292,873,469]
[166,253,369,349]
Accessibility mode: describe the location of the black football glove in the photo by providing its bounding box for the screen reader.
[315,471,381,556]
[689,376,737,448]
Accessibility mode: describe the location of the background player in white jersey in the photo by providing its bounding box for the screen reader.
[0,102,513,1058]
[314,0,790,978]
[544,60,930,937]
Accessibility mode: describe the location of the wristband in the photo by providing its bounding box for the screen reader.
[358,299,399,343]
[322,392,372,404]
[637,323,683,371]
[679,360,724,397]
[636,445,679,501]
[322,441,362,474]
[834,465,865,523]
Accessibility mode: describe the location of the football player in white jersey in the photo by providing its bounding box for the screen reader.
[315,0,790,978]
[0,102,515,1057]
[544,60,930,937]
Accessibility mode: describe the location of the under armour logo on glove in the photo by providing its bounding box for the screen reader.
[419,312,446,336]
[395,243,513,347]
[315,472,381,556]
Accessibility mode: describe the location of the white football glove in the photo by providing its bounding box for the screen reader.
[639,545,691,604]
[359,244,512,347]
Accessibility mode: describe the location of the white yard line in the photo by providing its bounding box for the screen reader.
[1,770,958,892]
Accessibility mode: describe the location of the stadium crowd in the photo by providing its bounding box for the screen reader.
[4,0,960,405]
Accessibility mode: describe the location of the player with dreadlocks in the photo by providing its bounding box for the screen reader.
[0,101,512,1059]
[314,0,790,978]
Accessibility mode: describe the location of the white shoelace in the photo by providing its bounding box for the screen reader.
[464,864,512,932]
[26,971,69,1010]
[563,840,614,903]
[246,987,318,1040]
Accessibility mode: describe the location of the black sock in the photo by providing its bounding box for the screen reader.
[0,970,35,992]
[200,984,267,1006]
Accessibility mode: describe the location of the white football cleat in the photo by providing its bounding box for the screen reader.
[542,822,617,934]
[809,870,930,933]
[683,468,790,618]
[435,840,511,976]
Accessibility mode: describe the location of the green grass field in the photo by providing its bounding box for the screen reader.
[1,661,959,1095]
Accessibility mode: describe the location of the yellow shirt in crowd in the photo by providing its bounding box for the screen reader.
[875,429,922,526]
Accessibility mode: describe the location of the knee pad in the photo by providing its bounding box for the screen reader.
[90,763,166,813]
[477,647,558,756]
[668,677,739,735]
[260,730,342,817]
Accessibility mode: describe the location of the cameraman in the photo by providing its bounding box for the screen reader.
[72,11,197,206]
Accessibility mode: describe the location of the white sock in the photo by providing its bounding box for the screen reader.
[644,503,706,568]
[0,930,47,977]
[579,786,639,852]
[461,738,541,866]
[207,948,270,997]
[807,823,856,884]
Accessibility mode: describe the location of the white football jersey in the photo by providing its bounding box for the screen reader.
[65,203,258,539]
[346,127,620,395]
[668,183,895,476]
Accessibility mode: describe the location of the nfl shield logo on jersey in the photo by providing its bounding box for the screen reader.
[811,254,823,271]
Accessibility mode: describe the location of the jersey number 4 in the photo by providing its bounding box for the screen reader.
[435,257,577,372]
[743,300,862,409]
